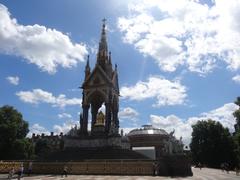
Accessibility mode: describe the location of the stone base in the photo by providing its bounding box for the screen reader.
[63,136,130,149]
[157,154,193,176]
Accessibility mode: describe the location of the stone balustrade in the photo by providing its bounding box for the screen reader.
[0,160,153,175]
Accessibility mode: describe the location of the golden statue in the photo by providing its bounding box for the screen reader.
[95,111,105,126]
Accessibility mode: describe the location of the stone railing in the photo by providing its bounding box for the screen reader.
[0,156,192,176]
[0,161,22,173]
[0,160,153,175]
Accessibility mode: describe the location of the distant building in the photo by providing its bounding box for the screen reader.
[127,125,184,159]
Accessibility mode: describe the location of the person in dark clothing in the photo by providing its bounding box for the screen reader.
[152,161,158,176]
[28,162,32,176]
[62,165,68,177]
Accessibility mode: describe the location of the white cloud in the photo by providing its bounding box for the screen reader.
[151,114,193,146]
[6,76,19,85]
[16,89,82,108]
[200,103,238,132]
[27,123,50,137]
[53,120,78,134]
[232,74,240,84]
[120,76,187,107]
[118,0,240,74]
[0,4,88,74]
[151,103,238,146]
[58,113,72,119]
[119,107,139,119]
[119,107,139,127]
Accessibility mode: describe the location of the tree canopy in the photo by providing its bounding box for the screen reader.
[0,105,33,160]
[233,97,240,132]
[190,119,236,168]
[233,97,240,165]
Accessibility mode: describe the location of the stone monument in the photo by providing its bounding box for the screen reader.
[79,18,119,138]
[62,19,127,149]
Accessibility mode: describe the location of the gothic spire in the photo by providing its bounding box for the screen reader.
[97,18,108,63]
[85,55,90,80]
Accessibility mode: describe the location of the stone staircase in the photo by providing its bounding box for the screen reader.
[38,147,149,161]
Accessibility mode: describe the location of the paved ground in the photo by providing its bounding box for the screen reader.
[0,167,239,180]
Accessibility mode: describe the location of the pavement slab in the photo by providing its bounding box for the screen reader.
[0,167,239,180]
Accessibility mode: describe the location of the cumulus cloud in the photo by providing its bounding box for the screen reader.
[119,107,139,127]
[119,107,139,119]
[0,4,87,74]
[16,89,82,108]
[151,103,238,145]
[53,120,78,134]
[120,76,187,107]
[200,103,239,132]
[6,76,19,85]
[118,0,240,74]
[27,123,50,137]
[58,113,72,119]
[232,74,240,84]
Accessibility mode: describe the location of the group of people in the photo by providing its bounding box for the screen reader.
[7,163,68,179]
[8,162,32,179]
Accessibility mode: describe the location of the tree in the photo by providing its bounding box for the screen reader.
[190,119,236,168]
[233,97,240,132]
[0,105,33,159]
[233,97,240,165]
[34,139,51,157]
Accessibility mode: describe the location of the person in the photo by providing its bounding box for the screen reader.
[152,161,158,176]
[198,162,202,170]
[28,162,32,176]
[62,165,68,177]
[221,163,225,172]
[224,162,229,174]
[17,164,24,180]
[235,165,240,176]
[8,168,14,179]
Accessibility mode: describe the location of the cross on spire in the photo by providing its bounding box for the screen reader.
[102,18,107,25]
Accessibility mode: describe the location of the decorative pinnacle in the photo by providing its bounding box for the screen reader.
[102,18,106,25]
[101,18,107,35]
[86,55,90,69]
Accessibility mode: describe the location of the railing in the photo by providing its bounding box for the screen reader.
[0,160,154,175]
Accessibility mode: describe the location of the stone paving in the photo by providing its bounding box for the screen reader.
[0,167,239,180]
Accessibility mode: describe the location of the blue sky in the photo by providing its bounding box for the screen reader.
[0,0,240,145]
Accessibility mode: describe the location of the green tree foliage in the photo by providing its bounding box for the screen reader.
[233,97,240,165]
[34,139,51,157]
[0,105,33,160]
[233,97,240,132]
[190,119,236,168]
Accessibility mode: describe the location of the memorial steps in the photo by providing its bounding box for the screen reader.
[38,147,150,161]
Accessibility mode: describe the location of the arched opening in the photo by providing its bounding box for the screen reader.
[88,90,107,134]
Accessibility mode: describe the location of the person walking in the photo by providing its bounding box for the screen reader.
[235,164,240,176]
[62,165,68,177]
[17,164,24,180]
[152,161,158,176]
[8,168,14,179]
[28,162,32,176]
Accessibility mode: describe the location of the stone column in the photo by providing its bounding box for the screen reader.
[91,104,98,132]
[112,97,119,135]
[105,102,111,134]
[82,104,89,135]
